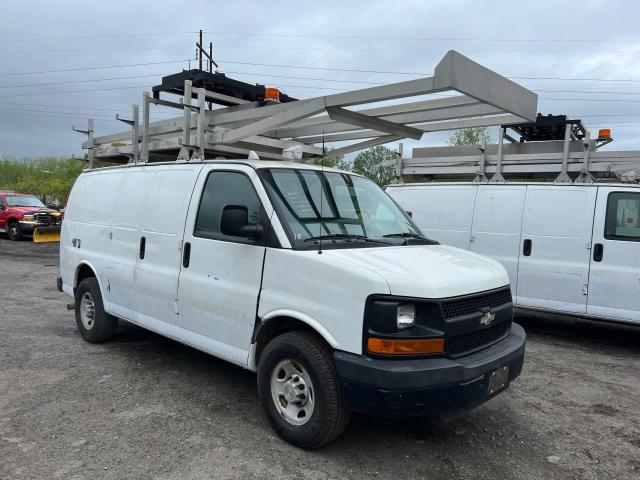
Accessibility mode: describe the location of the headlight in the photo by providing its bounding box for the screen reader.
[22,214,34,221]
[396,303,416,330]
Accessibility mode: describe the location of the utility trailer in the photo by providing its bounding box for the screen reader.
[74,50,539,167]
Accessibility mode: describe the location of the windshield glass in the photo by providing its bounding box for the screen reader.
[5,196,45,208]
[260,168,429,248]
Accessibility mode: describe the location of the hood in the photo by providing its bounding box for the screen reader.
[8,206,57,215]
[324,244,509,299]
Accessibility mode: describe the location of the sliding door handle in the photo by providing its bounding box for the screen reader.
[593,243,604,262]
[139,236,146,259]
[182,242,191,268]
[523,238,532,256]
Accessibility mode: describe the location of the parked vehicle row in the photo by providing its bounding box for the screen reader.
[387,182,640,325]
[58,160,525,448]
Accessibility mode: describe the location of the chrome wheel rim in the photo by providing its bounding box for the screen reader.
[80,292,96,330]
[270,359,315,426]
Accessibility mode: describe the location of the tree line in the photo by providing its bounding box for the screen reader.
[0,157,85,207]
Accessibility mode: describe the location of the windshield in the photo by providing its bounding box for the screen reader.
[260,168,430,248]
[5,196,45,208]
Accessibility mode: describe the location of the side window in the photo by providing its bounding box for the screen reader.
[605,192,640,242]
[194,171,263,243]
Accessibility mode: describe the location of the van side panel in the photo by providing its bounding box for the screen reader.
[134,167,201,329]
[387,185,477,248]
[470,186,526,293]
[60,170,127,307]
[516,186,597,314]
[107,169,154,322]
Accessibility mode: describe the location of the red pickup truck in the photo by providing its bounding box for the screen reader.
[0,192,62,242]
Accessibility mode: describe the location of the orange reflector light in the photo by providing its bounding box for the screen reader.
[598,128,612,140]
[264,87,281,102]
[367,337,445,355]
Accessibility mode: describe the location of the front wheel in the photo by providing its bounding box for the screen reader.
[7,221,23,241]
[257,331,350,449]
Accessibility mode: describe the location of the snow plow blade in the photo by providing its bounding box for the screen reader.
[33,226,61,243]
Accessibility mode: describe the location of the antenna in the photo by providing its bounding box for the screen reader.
[318,132,326,255]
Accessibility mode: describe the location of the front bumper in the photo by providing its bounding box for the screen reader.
[334,323,526,418]
[19,221,61,234]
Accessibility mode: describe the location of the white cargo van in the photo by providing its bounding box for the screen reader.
[58,161,525,448]
[387,182,640,325]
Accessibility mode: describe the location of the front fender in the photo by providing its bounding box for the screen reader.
[259,309,339,349]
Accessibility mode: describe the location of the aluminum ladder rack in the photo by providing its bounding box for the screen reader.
[394,116,640,184]
[75,50,538,168]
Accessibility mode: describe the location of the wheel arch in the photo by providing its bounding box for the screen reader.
[250,311,339,370]
[74,262,102,295]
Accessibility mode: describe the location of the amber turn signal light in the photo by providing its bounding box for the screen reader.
[367,337,445,355]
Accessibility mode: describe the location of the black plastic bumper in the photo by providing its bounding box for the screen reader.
[56,276,63,293]
[19,223,61,234]
[334,323,526,418]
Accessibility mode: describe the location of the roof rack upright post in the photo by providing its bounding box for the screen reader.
[474,137,489,183]
[193,88,206,161]
[576,130,596,184]
[116,106,140,163]
[394,143,404,184]
[555,124,573,183]
[177,80,193,162]
[131,104,139,163]
[490,127,506,183]
[72,118,94,169]
[142,92,150,163]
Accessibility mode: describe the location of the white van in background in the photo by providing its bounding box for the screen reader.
[58,160,526,449]
[387,182,640,325]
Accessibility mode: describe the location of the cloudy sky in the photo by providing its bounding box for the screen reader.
[1,0,640,159]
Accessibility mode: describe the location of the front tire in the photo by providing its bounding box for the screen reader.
[75,277,118,343]
[7,221,23,241]
[257,331,350,449]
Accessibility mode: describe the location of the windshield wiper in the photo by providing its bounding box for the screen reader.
[303,233,393,245]
[383,232,438,244]
[383,232,424,239]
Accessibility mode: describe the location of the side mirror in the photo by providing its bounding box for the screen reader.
[220,204,263,239]
[0,204,4,211]
[405,210,413,218]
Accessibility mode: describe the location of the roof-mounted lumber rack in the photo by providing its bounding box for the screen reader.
[394,116,640,184]
[76,50,538,168]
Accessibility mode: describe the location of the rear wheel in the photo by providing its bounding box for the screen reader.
[7,221,23,241]
[75,277,118,343]
[257,331,350,449]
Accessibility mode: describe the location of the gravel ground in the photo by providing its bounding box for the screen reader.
[1,239,639,480]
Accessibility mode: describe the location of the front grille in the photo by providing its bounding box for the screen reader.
[32,211,60,225]
[447,320,511,357]
[442,288,512,319]
[33,212,48,223]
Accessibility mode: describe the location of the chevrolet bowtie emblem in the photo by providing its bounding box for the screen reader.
[480,309,495,326]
